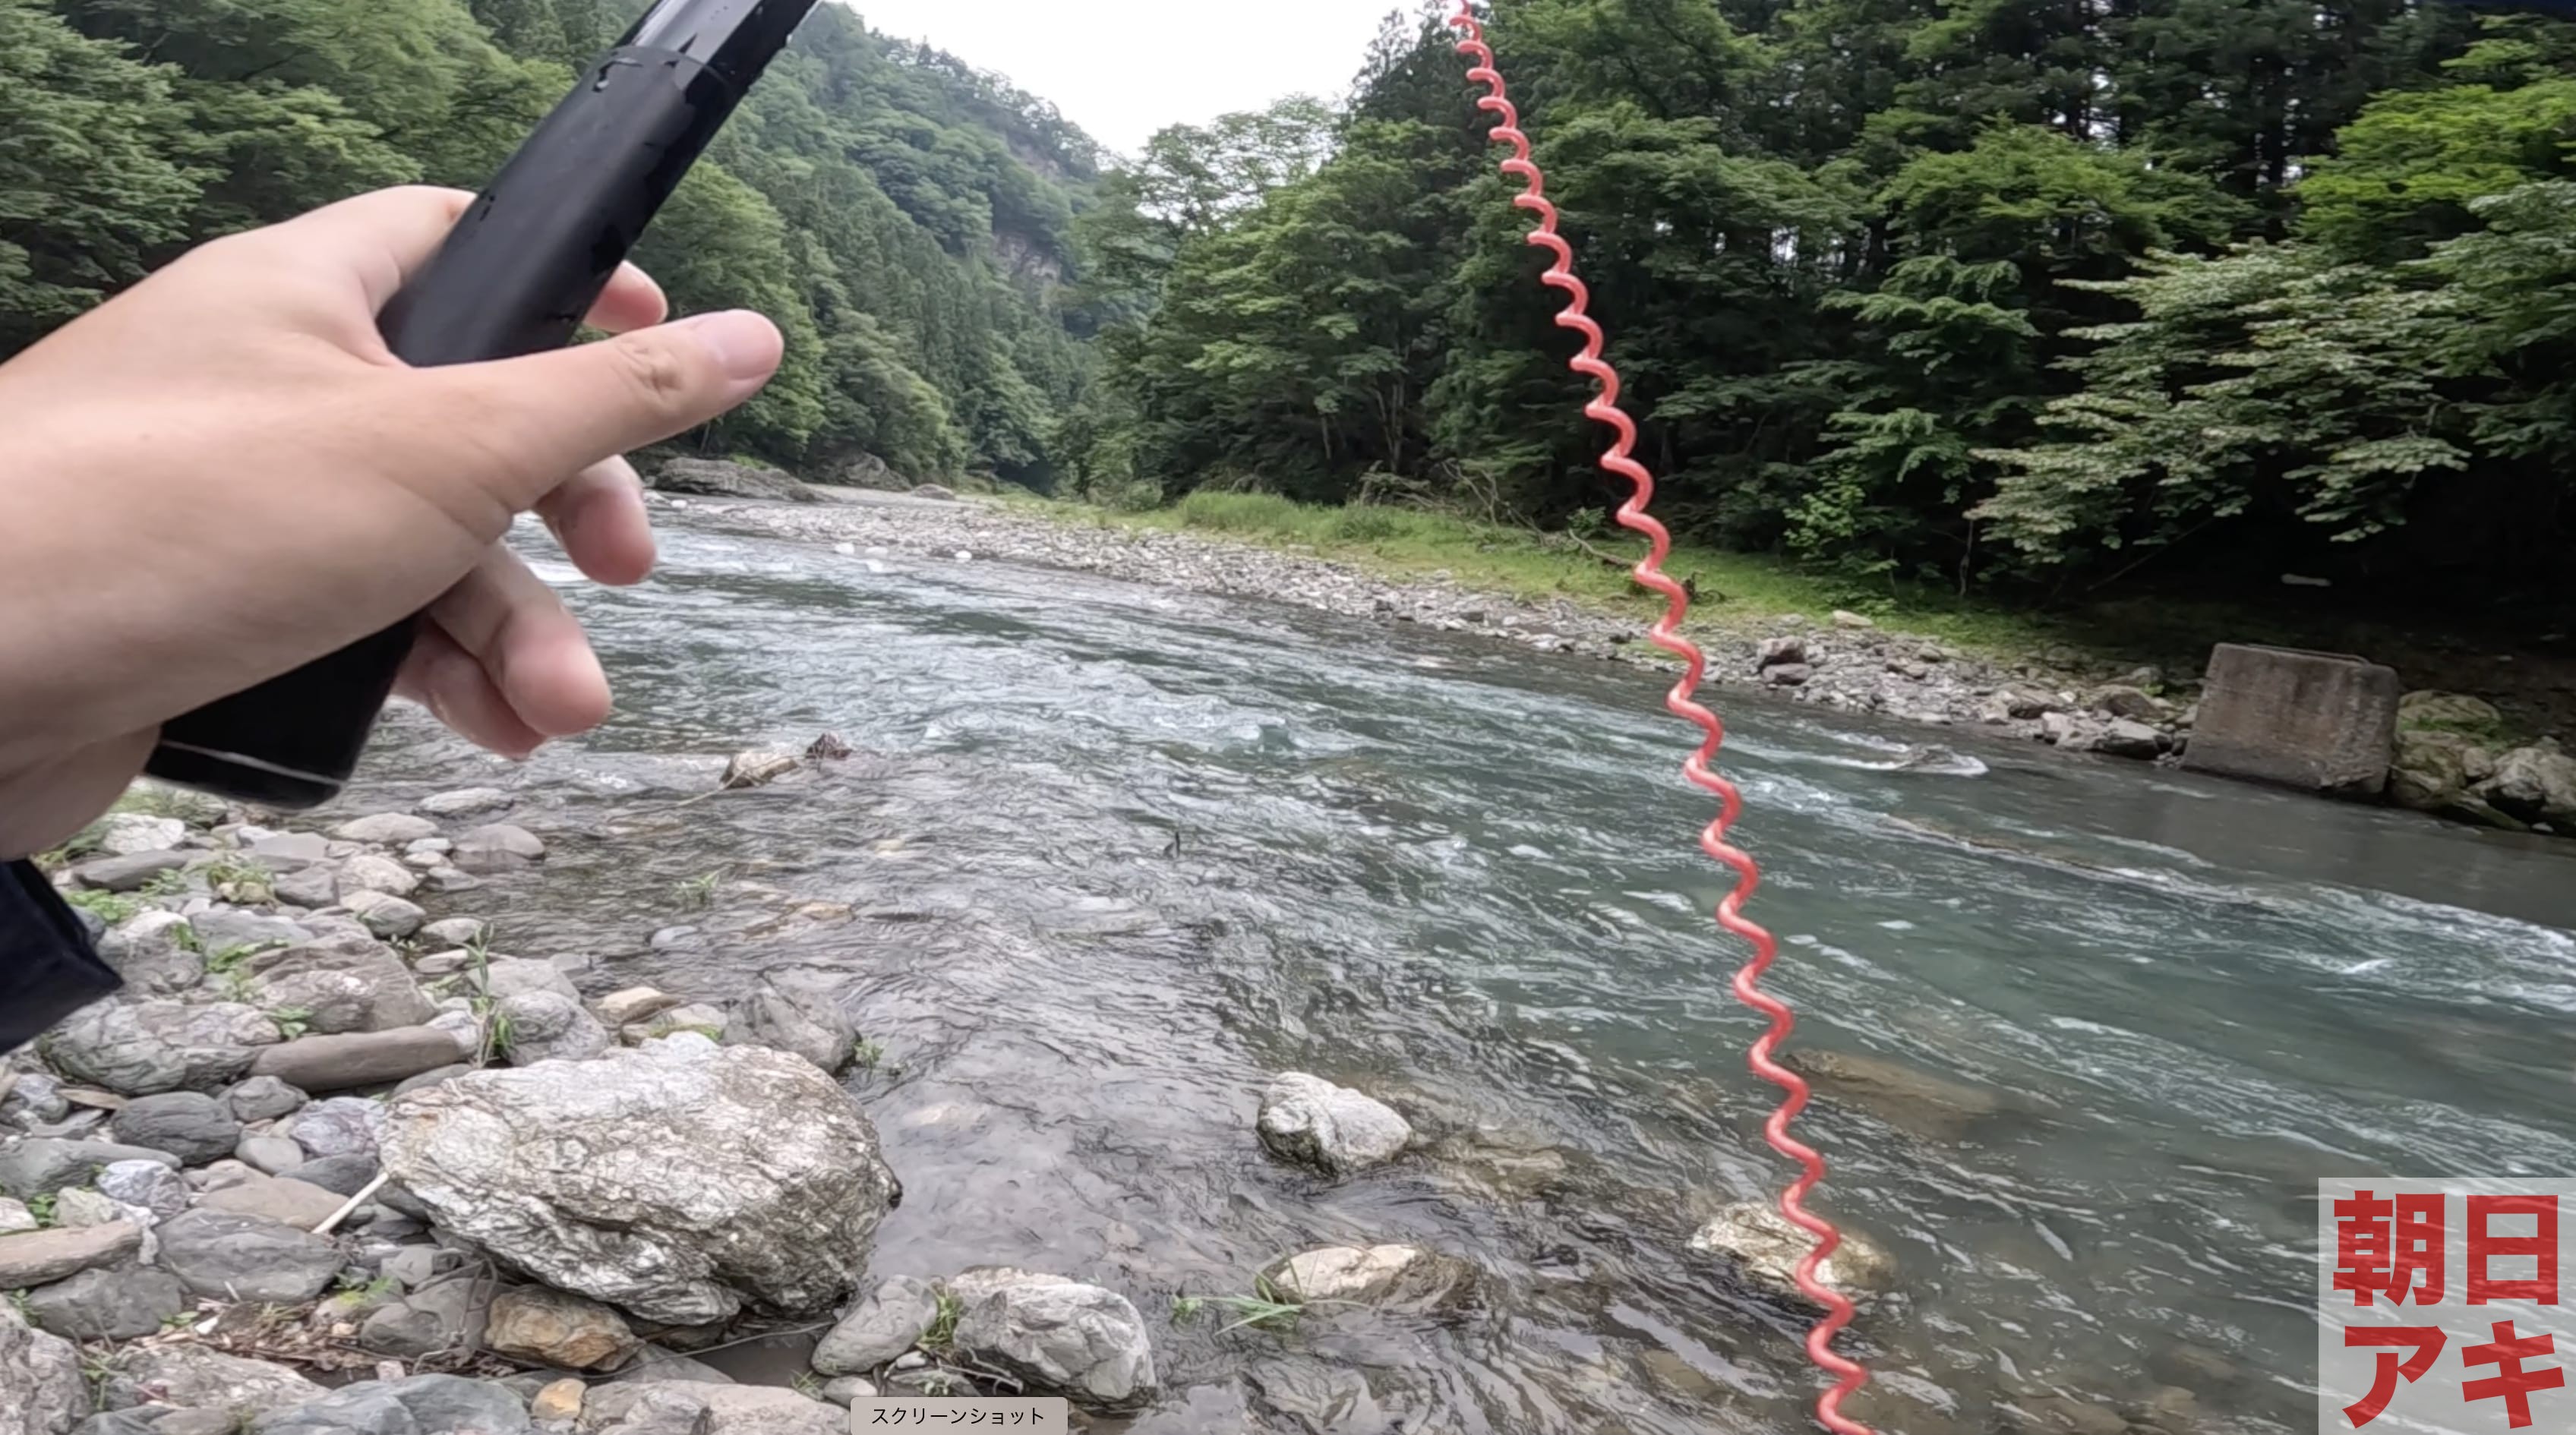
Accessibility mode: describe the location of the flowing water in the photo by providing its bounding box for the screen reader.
[336,518,2576,1434]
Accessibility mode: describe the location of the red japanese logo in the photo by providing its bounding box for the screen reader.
[2321,1180,2571,1433]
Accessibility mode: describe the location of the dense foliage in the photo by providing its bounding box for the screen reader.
[1074,0,2576,601]
[0,0,1096,483]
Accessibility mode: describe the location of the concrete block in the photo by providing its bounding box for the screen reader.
[2181,643,2398,796]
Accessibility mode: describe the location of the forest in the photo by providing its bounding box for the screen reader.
[1074,0,2576,608]
[9,0,2576,608]
[0,0,1096,486]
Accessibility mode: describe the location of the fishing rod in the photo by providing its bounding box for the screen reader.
[144,0,822,808]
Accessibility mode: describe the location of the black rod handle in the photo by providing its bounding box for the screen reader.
[144,0,816,808]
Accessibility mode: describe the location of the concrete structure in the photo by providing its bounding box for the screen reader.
[2182,644,2400,796]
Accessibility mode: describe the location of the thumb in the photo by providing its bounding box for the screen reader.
[417,309,784,511]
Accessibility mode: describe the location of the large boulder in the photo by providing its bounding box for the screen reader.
[727,968,854,1074]
[579,1384,837,1435]
[252,1377,528,1435]
[1255,1074,1411,1175]
[244,936,434,1036]
[0,1307,89,1435]
[158,1209,343,1303]
[2479,740,2576,828]
[948,1269,1155,1411]
[43,1001,279,1096]
[103,1345,324,1418]
[379,1038,900,1324]
[646,459,819,505]
[1261,1244,1471,1310]
[109,1092,242,1166]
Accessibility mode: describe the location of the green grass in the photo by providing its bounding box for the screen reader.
[922,1288,962,1351]
[1020,490,2063,658]
[63,889,141,926]
[671,869,723,911]
[852,1038,886,1072]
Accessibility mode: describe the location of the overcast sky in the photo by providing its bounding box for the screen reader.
[838,0,1410,156]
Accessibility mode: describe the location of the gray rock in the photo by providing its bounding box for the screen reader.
[109,1093,241,1166]
[2087,683,2168,722]
[2183,643,2398,796]
[93,815,187,858]
[251,1029,462,1093]
[150,1413,234,1435]
[43,1001,278,1096]
[813,1380,873,1410]
[335,855,419,900]
[104,1345,322,1420]
[1261,1244,1467,1307]
[0,1140,180,1200]
[418,918,490,948]
[245,936,433,1036]
[158,1208,343,1303]
[340,892,427,941]
[1779,1048,2005,1140]
[618,1006,725,1046]
[285,1153,380,1198]
[2483,739,2576,826]
[48,1189,120,1230]
[727,969,852,1074]
[331,815,442,846]
[254,1376,527,1435]
[419,790,513,819]
[247,834,332,869]
[949,1269,1156,1411]
[238,1135,308,1175]
[0,1222,144,1288]
[1244,1358,1387,1433]
[93,1161,188,1224]
[487,1286,639,1373]
[599,1346,731,1386]
[2398,689,2506,737]
[472,958,581,1004]
[377,1245,444,1291]
[198,1175,346,1229]
[2095,718,2166,759]
[227,1076,309,1124]
[1255,1074,1411,1175]
[24,1266,188,1340]
[0,1307,90,1435]
[380,1039,900,1325]
[0,1200,32,1235]
[647,457,819,505]
[592,991,681,1030]
[451,826,545,875]
[273,868,340,909]
[98,914,202,997]
[579,1384,835,1435]
[1689,1200,1896,1304]
[496,992,611,1065]
[3,1074,68,1126]
[287,1096,384,1159]
[358,1276,491,1359]
[1761,662,1814,687]
[188,910,316,957]
[71,852,189,893]
[811,1276,937,1374]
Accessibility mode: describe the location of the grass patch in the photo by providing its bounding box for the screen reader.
[671,869,724,911]
[922,1288,962,1351]
[1021,490,2065,658]
[852,1038,886,1072]
[63,889,141,926]
[26,1194,56,1229]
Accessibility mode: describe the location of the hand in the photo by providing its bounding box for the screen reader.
[0,186,783,857]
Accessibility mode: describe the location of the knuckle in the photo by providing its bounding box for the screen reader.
[611,336,696,415]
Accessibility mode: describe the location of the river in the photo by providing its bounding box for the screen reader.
[328,517,2576,1434]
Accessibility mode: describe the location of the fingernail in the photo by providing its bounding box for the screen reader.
[676,310,783,385]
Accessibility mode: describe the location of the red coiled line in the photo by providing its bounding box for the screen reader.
[1445,9,1873,1432]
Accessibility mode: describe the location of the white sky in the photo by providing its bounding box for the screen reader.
[835,0,1409,156]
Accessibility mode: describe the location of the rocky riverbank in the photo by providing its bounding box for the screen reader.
[649,471,2576,844]
[2,784,1921,1435]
